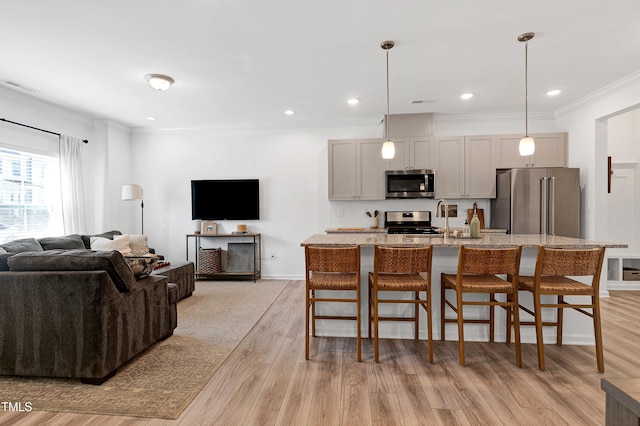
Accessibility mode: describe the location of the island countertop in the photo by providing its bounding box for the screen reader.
[301,233,627,249]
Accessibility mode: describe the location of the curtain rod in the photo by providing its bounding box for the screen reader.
[0,118,88,143]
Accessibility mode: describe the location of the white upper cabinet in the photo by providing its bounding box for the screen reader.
[495,132,567,168]
[435,135,496,198]
[328,138,384,200]
[382,136,435,171]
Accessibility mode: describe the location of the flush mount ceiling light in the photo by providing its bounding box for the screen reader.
[145,74,174,91]
[347,98,360,105]
[547,89,562,96]
[518,32,535,157]
[460,93,474,100]
[381,40,395,160]
[284,109,296,115]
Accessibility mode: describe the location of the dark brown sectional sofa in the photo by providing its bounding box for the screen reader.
[0,231,193,384]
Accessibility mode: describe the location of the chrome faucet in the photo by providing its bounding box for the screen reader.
[436,198,449,240]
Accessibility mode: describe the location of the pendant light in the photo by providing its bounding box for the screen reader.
[518,32,535,156]
[381,40,395,160]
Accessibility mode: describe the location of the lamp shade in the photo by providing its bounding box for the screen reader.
[381,141,396,159]
[122,184,143,200]
[519,136,535,156]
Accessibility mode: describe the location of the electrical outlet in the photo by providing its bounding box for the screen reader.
[270,251,276,259]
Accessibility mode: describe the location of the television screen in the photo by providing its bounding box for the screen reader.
[191,179,260,220]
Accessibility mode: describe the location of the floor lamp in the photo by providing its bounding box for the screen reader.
[122,184,144,234]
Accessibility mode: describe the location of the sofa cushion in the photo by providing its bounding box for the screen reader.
[38,234,86,251]
[0,238,43,253]
[0,253,12,271]
[90,234,132,255]
[129,234,150,256]
[81,230,122,249]
[7,249,136,292]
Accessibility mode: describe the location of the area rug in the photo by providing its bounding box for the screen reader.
[0,279,290,419]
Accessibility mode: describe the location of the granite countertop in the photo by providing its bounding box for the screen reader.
[302,233,627,248]
[325,228,507,234]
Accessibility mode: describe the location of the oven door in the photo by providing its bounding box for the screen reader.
[385,170,435,198]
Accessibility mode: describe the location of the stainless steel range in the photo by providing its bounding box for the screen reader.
[385,211,440,234]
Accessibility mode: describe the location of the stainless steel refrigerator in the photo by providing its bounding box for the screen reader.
[490,168,580,237]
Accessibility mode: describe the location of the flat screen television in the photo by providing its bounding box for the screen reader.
[191,179,260,220]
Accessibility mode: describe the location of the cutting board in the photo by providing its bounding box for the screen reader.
[467,203,485,229]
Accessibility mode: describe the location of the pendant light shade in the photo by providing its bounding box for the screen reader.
[381,40,395,160]
[518,32,535,156]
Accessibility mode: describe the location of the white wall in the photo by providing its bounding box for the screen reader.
[130,113,561,279]
[555,71,640,242]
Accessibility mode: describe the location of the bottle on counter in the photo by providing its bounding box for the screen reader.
[470,213,480,238]
[462,219,471,237]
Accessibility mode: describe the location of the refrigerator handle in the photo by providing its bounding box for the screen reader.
[540,177,548,234]
[549,177,556,235]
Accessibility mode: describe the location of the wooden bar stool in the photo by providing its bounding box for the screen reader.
[368,245,433,363]
[441,245,523,367]
[516,246,606,372]
[304,245,362,361]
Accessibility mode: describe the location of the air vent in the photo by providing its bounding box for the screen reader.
[411,99,439,104]
[0,80,39,93]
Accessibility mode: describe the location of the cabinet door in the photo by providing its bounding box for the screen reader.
[435,136,464,198]
[382,138,410,171]
[411,136,435,169]
[465,135,496,198]
[495,132,567,168]
[495,135,530,168]
[357,138,384,200]
[328,139,357,200]
[530,133,567,167]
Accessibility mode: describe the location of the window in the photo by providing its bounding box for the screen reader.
[0,147,63,243]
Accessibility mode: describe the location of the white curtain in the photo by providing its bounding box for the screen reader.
[59,135,86,234]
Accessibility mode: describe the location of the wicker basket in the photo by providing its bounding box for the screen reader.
[198,247,222,274]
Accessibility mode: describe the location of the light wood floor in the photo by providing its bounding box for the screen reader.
[3,282,640,425]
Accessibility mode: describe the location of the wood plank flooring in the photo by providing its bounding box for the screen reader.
[3,283,640,425]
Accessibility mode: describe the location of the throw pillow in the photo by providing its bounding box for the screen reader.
[8,249,136,292]
[129,234,150,256]
[38,234,86,251]
[0,238,43,253]
[81,230,123,249]
[90,234,132,256]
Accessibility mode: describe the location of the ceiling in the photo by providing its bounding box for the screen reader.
[1,0,640,131]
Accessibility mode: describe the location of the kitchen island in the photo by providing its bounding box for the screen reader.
[301,233,626,346]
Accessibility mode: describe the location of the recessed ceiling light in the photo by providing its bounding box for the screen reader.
[347,98,360,105]
[146,116,156,121]
[460,93,474,100]
[284,110,295,115]
[546,89,562,96]
[145,74,174,91]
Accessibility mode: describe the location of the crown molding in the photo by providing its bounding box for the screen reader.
[554,70,640,117]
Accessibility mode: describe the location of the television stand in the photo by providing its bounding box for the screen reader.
[186,233,261,282]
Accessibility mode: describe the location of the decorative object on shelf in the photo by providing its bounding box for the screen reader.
[194,219,202,235]
[198,247,222,274]
[122,184,144,233]
[237,224,247,233]
[518,32,535,156]
[381,40,396,160]
[145,74,174,91]
[202,221,217,235]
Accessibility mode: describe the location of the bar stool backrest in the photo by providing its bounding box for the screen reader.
[458,246,522,276]
[306,246,360,274]
[537,247,605,277]
[375,246,432,274]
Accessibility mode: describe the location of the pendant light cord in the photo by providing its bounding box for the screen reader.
[524,38,529,137]
[386,47,390,142]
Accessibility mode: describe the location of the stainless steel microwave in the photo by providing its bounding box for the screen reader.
[385,169,435,199]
